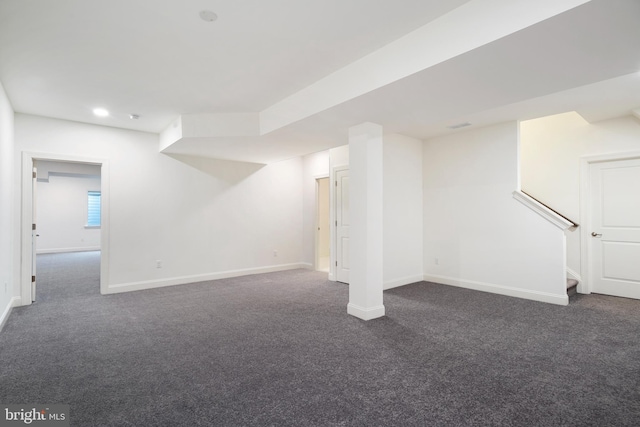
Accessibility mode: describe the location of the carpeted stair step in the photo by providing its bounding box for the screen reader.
[567,278,579,296]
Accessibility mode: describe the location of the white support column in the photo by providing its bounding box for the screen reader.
[347,122,385,320]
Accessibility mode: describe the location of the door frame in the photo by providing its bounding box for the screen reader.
[579,150,640,295]
[332,165,349,284]
[314,175,330,272]
[31,166,37,301]
[20,151,110,305]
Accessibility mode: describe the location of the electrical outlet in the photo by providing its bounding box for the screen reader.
[435,258,439,265]
[273,250,278,257]
[156,260,162,269]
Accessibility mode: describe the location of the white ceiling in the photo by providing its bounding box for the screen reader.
[1,0,640,164]
[0,0,468,132]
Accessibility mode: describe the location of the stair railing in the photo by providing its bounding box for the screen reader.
[520,190,579,228]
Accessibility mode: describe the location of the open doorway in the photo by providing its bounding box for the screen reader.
[21,152,109,305]
[316,177,330,272]
[33,160,102,301]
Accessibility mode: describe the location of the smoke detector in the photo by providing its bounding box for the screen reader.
[199,10,218,22]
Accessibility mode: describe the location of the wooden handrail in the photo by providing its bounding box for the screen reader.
[521,190,579,228]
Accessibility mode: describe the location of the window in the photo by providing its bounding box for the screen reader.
[87,191,101,227]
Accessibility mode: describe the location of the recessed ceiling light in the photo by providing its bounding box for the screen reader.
[199,10,218,22]
[93,108,109,117]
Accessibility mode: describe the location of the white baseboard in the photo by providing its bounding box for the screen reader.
[423,274,569,306]
[300,263,314,270]
[37,246,100,254]
[106,263,309,294]
[347,303,385,320]
[0,297,21,332]
[0,299,11,332]
[384,274,424,291]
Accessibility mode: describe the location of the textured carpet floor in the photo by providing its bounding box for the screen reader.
[1,252,639,426]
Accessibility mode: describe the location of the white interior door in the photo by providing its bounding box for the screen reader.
[316,178,330,272]
[336,169,350,284]
[590,157,640,299]
[31,165,37,302]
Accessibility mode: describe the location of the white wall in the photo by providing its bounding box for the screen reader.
[521,112,640,276]
[383,134,424,289]
[0,81,15,327]
[423,122,568,305]
[329,145,349,169]
[14,114,305,295]
[35,162,101,253]
[37,160,102,177]
[301,150,330,268]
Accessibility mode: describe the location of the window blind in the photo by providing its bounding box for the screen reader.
[87,191,101,227]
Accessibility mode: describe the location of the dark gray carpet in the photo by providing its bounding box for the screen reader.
[1,252,639,426]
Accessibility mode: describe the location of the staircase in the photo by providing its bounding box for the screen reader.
[516,191,580,300]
